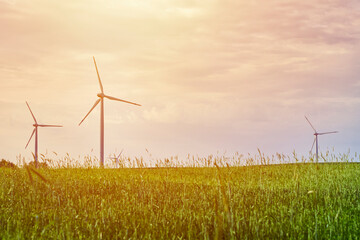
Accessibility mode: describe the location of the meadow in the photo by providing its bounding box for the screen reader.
[1,153,360,239]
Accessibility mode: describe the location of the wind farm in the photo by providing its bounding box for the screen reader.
[1,72,355,238]
[2,0,360,239]
[1,55,357,240]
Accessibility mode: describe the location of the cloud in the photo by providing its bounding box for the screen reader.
[1,0,360,160]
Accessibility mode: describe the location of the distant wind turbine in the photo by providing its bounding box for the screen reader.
[25,101,63,167]
[110,149,123,168]
[79,57,141,168]
[305,116,338,162]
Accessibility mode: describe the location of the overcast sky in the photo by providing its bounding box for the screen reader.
[1,0,360,164]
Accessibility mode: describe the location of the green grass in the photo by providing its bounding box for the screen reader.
[1,163,360,239]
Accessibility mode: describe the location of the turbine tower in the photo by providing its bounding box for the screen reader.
[25,101,63,168]
[79,57,141,168]
[305,116,338,162]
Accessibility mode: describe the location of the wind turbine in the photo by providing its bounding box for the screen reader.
[25,101,63,167]
[110,149,123,168]
[305,116,338,162]
[79,57,141,168]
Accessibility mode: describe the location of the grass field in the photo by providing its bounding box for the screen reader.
[1,160,360,239]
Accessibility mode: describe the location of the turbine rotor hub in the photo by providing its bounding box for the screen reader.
[97,93,105,98]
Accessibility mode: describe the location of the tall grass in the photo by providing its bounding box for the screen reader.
[15,148,360,169]
[1,152,360,239]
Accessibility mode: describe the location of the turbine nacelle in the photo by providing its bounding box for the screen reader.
[97,93,105,98]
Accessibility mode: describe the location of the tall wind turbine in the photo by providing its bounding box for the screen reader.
[305,116,338,162]
[25,101,63,167]
[79,57,141,168]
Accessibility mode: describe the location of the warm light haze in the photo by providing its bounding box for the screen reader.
[1,0,360,163]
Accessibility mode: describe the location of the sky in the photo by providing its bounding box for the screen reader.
[1,0,360,164]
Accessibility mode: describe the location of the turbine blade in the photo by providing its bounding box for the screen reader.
[310,137,316,153]
[117,149,124,159]
[104,95,141,106]
[93,56,104,93]
[38,124,63,127]
[25,128,36,149]
[26,101,37,124]
[305,116,317,132]
[79,98,101,126]
[317,131,338,135]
